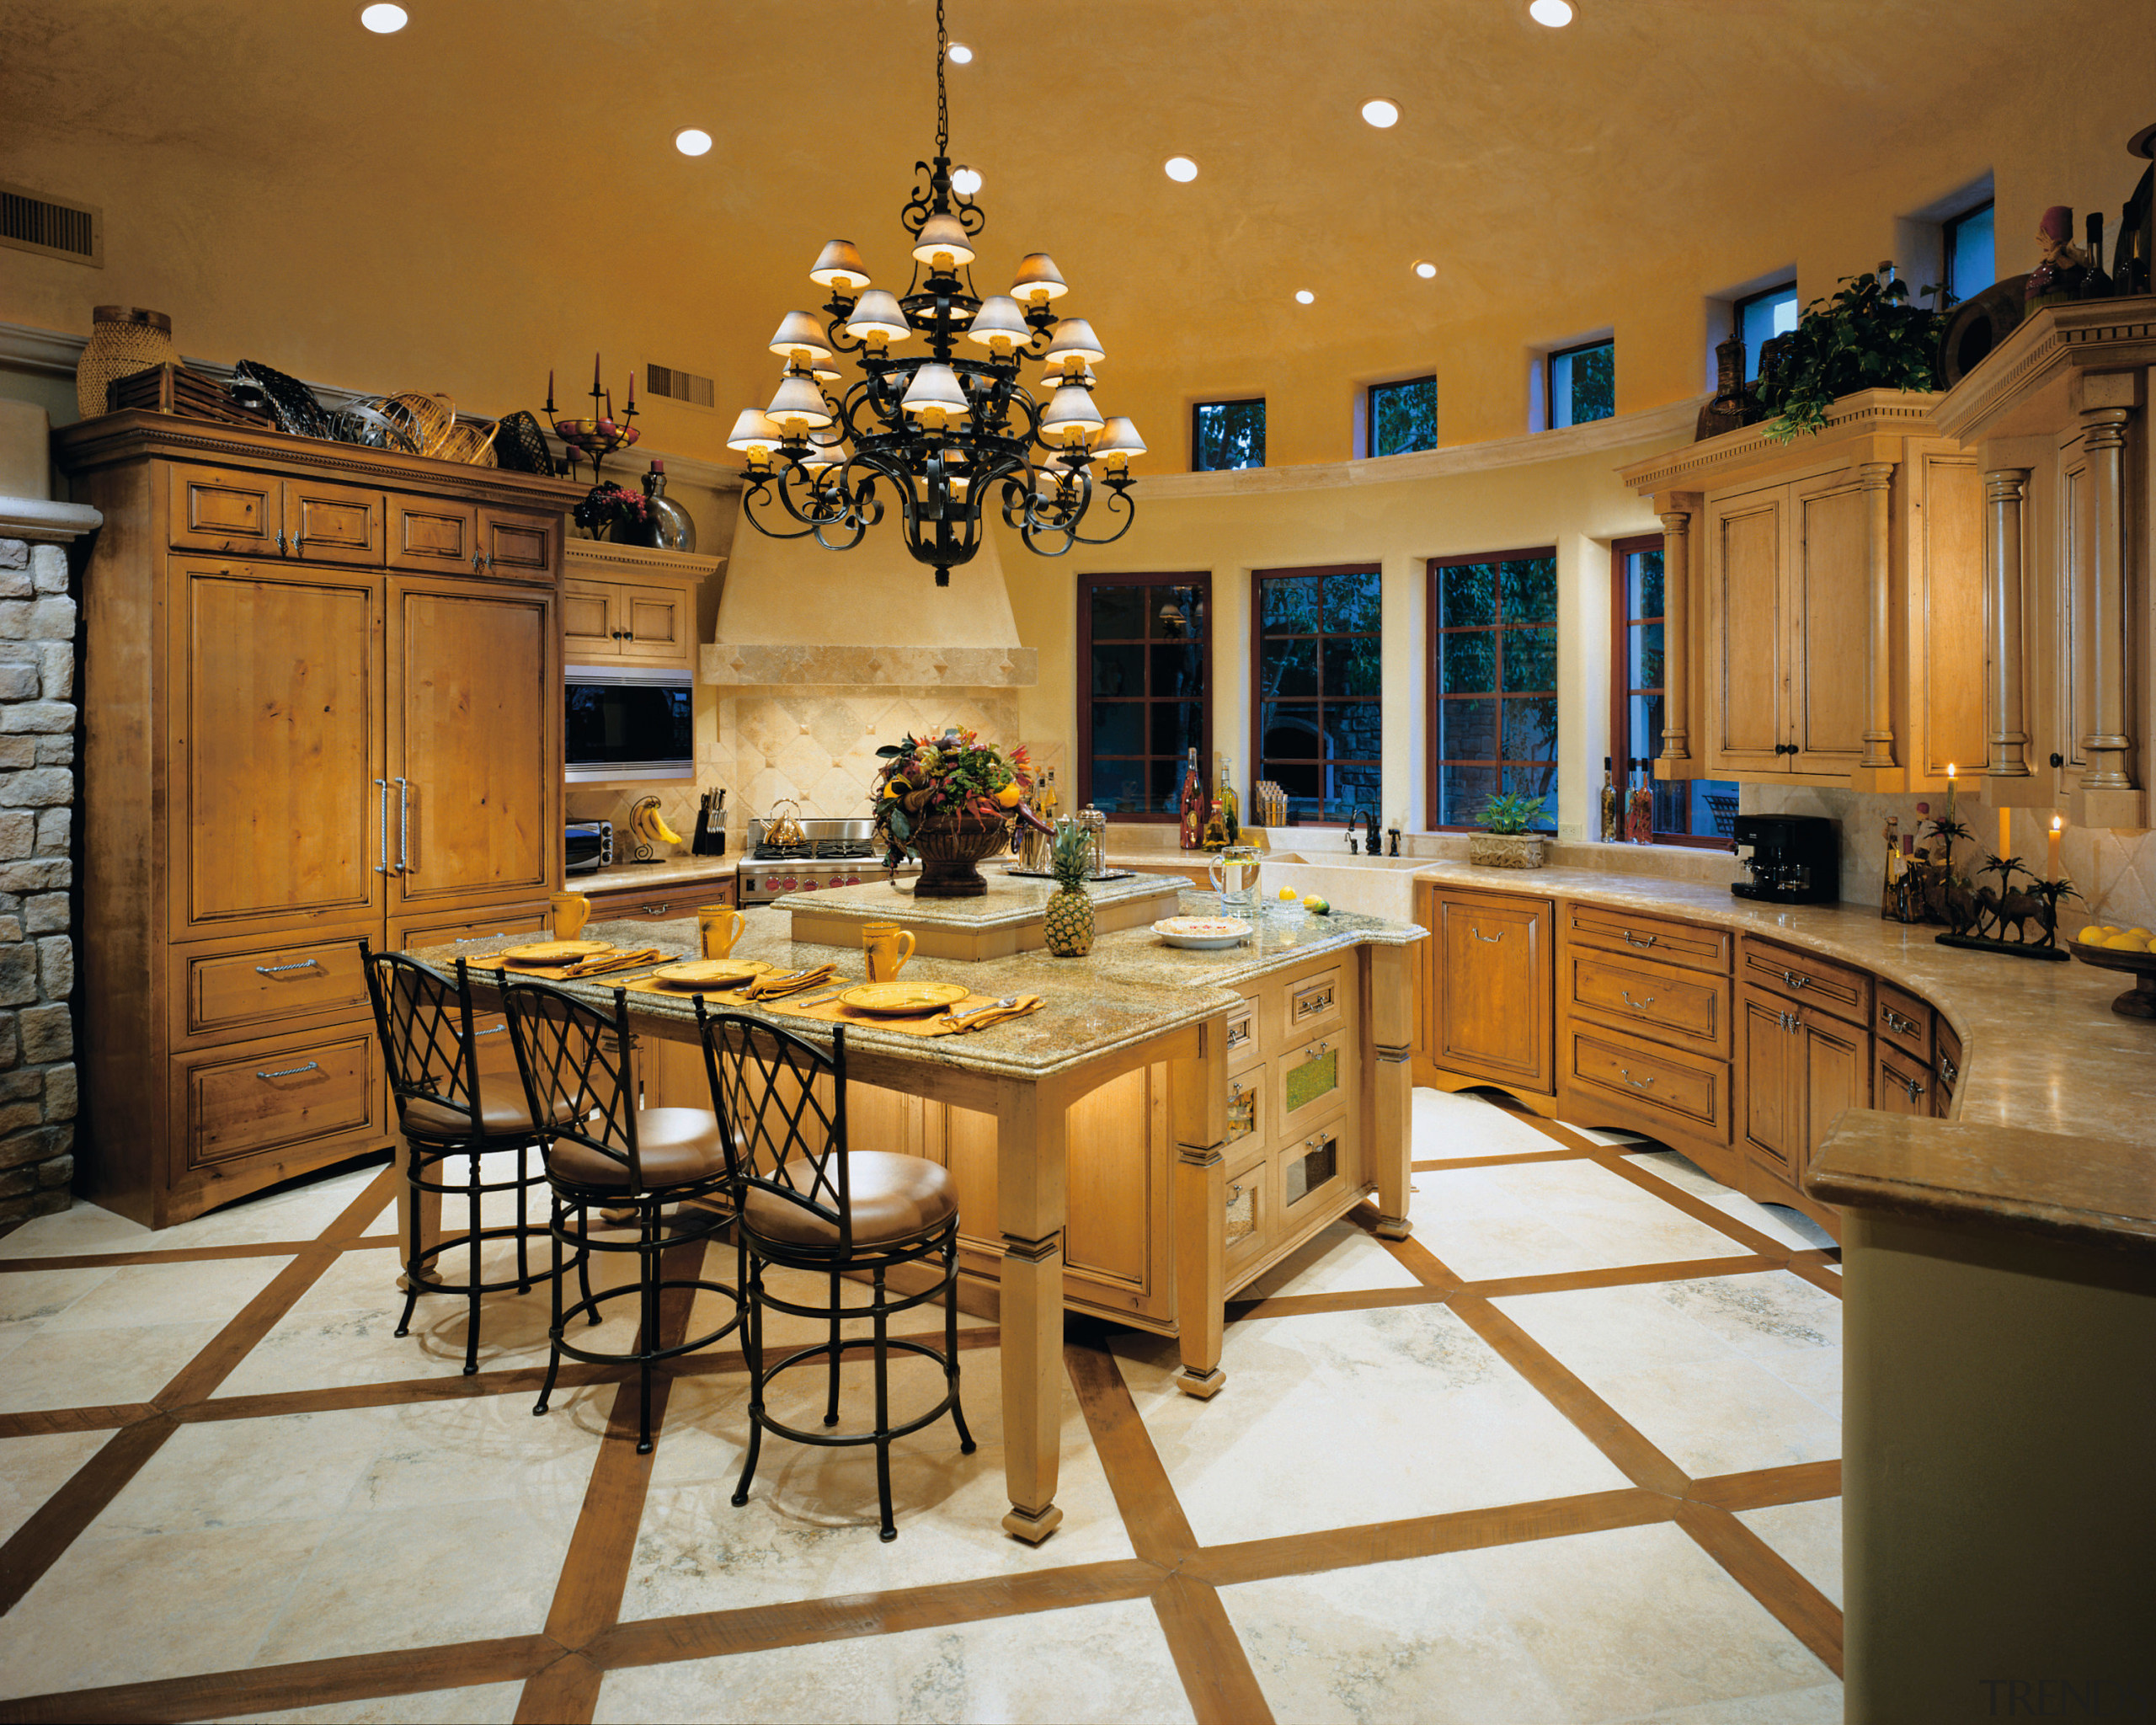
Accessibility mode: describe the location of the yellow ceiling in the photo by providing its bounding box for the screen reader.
[3,0,2151,462]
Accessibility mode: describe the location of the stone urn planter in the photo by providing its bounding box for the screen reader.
[910,810,1012,898]
[1468,831,1549,869]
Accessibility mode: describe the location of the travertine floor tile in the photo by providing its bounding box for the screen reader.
[1410,1158,1753,1281]
[1413,1086,1578,1162]
[217,1682,526,1724]
[594,1596,1194,1724]
[1235,1217,1422,1299]
[1619,1151,1836,1252]
[1736,1497,1844,1610]
[0,1427,112,1544]
[0,1162,391,1262]
[1115,1305,1630,1546]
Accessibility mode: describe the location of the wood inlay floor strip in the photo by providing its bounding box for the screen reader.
[0,1414,176,1618]
[0,1403,156,1441]
[1064,1332,1196,1567]
[1151,1573,1278,1725]
[1674,1499,1844,1677]
[1688,1459,1842,1512]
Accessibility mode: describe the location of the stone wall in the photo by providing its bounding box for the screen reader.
[0,536,74,1223]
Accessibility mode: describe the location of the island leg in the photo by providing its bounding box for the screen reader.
[1368,946,1416,1240]
[1171,1014,1230,1398]
[994,1075,1069,1544]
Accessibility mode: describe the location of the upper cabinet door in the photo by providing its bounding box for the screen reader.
[477,506,558,582]
[169,463,284,558]
[619,579,691,665]
[168,559,385,941]
[387,498,478,574]
[1706,487,1789,777]
[386,579,559,914]
[1788,474,1870,774]
[562,579,621,660]
[283,477,383,567]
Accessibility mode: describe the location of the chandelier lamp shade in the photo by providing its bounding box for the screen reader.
[730,0,1139,585]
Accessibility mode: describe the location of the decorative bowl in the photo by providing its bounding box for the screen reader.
[1152,916,1253,951]
[2064,937,2156,1018]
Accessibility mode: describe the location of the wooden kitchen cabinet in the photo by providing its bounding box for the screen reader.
[1621,390,1986,793]
[1425,885,1555,1096]
[560,538,723,668]
[61,413,581,1226]
[1738,985,1869,1210]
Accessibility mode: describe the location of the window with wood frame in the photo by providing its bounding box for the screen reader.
[1611,534,1737,844]
[1253,564,1381,825]
[1077,572,1209,819]
[1428,550,1558,830]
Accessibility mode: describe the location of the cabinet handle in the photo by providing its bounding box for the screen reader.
[375,778,390,874]
[1781,969,1810,990]
[393,777,410,873]
[1620,990,1656,1012]
[1882,1007,1918,1037]
[1619,1068,1656,1090]
[472,550,486,574]
[1622,931,1657,948]
[1940,1055,1959,1087]
[640,904,670,915]
[1901,1075,1927,1102]
[1471,927,1504,943]
[256,1061,319,1080]
[254,959,321,977]
[275,527,288,556]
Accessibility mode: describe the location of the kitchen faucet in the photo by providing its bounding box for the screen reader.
[1346,804,1379,855]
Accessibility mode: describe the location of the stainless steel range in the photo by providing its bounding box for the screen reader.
[737,816,919,905]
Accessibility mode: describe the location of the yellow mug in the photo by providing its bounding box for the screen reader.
[698,905,746,959]
[862,921,916,982]
[548,891,590,940]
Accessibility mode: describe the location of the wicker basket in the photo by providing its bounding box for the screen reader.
[77,307,176,419]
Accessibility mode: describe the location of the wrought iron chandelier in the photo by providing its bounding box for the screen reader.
[726,0,1143,586]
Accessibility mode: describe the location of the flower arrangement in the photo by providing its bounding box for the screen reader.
[870,726,1052,868]
[573,482,650,539]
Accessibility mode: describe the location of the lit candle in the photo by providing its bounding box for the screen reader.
[2049,814,2063,881]
[1999,804,2011,861]
[1945,763,1956,830]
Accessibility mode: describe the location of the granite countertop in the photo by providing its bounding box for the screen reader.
[581,855,737,894]
[411,893,1422,1085]
[779,869,1179,932]
[1411,860,2156,1256]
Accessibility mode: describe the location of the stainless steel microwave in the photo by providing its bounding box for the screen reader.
[564,665,694,782]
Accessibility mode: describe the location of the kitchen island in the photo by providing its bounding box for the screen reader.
[414,876,1423,1545]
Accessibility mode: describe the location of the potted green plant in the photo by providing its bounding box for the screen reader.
[1754,264,1948,443]
[1469,791,1550,870]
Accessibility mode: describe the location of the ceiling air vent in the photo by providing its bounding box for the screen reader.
[644,362,714,409]
[0,181,103,266]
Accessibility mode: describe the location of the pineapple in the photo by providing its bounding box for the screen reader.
[1043,819,1096,957]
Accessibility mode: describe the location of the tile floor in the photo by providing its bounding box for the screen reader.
[0,1088,1844,1723]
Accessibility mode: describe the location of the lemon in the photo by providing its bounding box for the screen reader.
[1302,894,1331,915]
[2127,927,2153,940]
[2105,932,2149,950]
[1278,886,1299,901]
[2078,925,2106,942]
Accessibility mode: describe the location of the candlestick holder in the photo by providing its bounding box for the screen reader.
[1925,815,2079,961]
[543,360,640,481]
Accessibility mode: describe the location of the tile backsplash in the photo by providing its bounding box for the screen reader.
[1745,783,2156,930]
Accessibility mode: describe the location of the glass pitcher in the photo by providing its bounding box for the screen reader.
[1209,843,1262,910]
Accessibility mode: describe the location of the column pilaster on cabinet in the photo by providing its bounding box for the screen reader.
[2077,397,2137,802]
[1858,461,1897,770]
[1656,504,1694,767]
[1983,469,2033,780]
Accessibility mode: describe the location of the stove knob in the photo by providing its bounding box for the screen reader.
[800,879,819,891]
[845,873,859,887]
[779,875,796,890]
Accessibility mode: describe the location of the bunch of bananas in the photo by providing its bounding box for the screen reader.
[630,795,683,848]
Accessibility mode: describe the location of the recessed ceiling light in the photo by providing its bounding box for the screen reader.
[1528,0,1574,24]
[1295,290,1315,305]
[951,166,982,195]
[1361,99,1399,128]
[947,41,973,62]
[674,128,712,158]
[1413,259,1438,279]
[359,3,407,30]
[1165,157,1198,183]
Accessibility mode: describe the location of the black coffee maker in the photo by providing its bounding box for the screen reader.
[1731,814,1839,905]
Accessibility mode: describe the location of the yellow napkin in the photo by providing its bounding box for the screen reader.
[744,963,839,1000]
[928,994,1044,1034]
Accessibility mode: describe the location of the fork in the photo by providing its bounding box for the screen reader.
[942,996,1021,1029]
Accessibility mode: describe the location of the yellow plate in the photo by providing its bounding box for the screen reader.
[499,939,616,964]
[836,981,972,1017]
[649,959,767,990]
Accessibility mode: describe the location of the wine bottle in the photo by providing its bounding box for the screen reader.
[1599,756,1620,843]
[1626,758,1654,844]
[1217,757,1241,845]
[2081,211,2114,298]
[1178,748,1205,850]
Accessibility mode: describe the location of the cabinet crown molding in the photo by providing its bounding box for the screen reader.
[563,538,724,581]
[1618,389,1950,498]
[1932,292,2156,444]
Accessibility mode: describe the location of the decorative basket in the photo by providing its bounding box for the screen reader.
[77,306,176,419]
[492,410,558,477]
[912,811,1012,898]
[1468,831,1549,869]
[232,359,335,441]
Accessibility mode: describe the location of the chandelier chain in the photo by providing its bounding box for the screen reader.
[935,0,949,157]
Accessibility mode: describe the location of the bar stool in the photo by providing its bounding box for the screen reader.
[360,944,574,1375]
[694,1001,974,1542]
[500,975,741,1453]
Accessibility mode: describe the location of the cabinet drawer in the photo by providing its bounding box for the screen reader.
[1740,936,1872,1028]
[1225,1066,1264,1150]
[1275,1031,1353,1137]
[286,478,382,566]
[391,904,552,954]
[1285,966,1342,1037]
[1934,1017,1963,1117]
[175,1028,382,1172]
[388,498,478,572]
[478,506,558,580]
[180,937,371,1040]
[1564,902,1731,975]
[169,462,281,555]
[1565,1021,1730,1142]
[587,881,735,923]
[1225,991,1262,1073]
[1278,1111,1355,1230]
[1875,980,1933,1065]
[1224,1149,1270,1272]
[1566,948,1731,1058]
[1876,1044,1933,1117]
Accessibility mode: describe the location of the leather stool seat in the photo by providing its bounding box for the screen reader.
[547,1106,727,1190]
[744,1151,958,1251]
[401,1088,579,1142]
